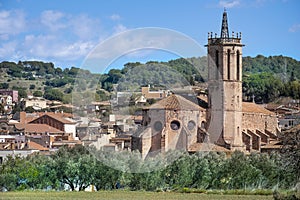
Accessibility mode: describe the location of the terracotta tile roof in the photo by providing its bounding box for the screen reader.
[15,123,64,134]
[45,113,75,124]
[28,112,75,124]
[22,112,74,124]
[27,141,49,151]
[148,94,205,111]
[242,102,275,115]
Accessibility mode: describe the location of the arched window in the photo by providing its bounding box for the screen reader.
[237,50,240,81]
[227,49,231,80]
[170,120,180,131]
[215,50,219,79]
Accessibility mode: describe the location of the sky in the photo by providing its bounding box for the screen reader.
[0,0,299,73]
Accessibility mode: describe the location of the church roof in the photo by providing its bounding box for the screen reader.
[148,94,205,111]
[242,102,275,115]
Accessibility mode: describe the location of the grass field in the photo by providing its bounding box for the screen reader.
[0,191,273,200]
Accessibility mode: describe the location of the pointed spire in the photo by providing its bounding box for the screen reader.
[220,8,229,38]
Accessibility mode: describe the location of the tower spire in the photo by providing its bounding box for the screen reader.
[220,8,229,38]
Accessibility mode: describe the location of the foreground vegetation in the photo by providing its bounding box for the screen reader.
[0,190,274,200]
[0,143,299,192]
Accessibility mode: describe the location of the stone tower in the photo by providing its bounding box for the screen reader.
[206,10,245,150]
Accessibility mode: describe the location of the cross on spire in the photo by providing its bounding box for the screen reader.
[220,8,229,38]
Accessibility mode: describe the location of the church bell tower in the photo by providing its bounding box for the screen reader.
[206,10,245,150]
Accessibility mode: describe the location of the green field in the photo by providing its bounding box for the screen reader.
[0,191,273,200]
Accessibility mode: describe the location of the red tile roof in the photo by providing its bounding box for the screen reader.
[242,102,275,115]
[27,141,49,151]
[148,94,204,111]
[28,112,75,124]
[21,112,74,124]
[15,123,64,134]
[44,112,75,124]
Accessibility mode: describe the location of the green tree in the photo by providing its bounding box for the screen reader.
[29,84,35,90]
[0,83,9,89]
[43,89,63,101]
[33,90,43,97]
[0,155,24,191]
[279,127,300,187]
[52,146,96,191]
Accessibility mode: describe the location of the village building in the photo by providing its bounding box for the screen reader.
[22,96,47,110]
[141,85,169,99]
[0,89,18,103]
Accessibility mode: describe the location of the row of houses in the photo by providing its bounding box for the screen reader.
[0,83,299,162]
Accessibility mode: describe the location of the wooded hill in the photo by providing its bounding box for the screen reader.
[0,55,299,104]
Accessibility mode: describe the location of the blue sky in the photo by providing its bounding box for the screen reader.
[0,0,299,73]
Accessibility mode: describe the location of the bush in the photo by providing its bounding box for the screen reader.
[29,84,35,90]
[33,90,43,97]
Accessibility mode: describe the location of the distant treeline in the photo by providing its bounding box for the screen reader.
[1,55,300,103]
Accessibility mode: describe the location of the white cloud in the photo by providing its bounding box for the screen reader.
[0,10,26,39]
[0,40,18,58]
[0,9,128,67]
[113,24,127,34]
[219,0,240,8]
[289,24,300,32]
[110,14,121,21]
[71,14,101,40]
[22,34,94,60]
[40,10,66,31]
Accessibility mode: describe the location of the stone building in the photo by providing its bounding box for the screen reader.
[132,94,206,158]
[131,10,280,157]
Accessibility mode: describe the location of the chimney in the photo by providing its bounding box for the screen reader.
[20,111,26,124]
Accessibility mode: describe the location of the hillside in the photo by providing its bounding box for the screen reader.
[0,55,299,104]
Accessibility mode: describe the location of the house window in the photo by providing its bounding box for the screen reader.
[170,120,180,131]
[227,49,231,80]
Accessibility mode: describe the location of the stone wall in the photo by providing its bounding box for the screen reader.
[242,112,278,134]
